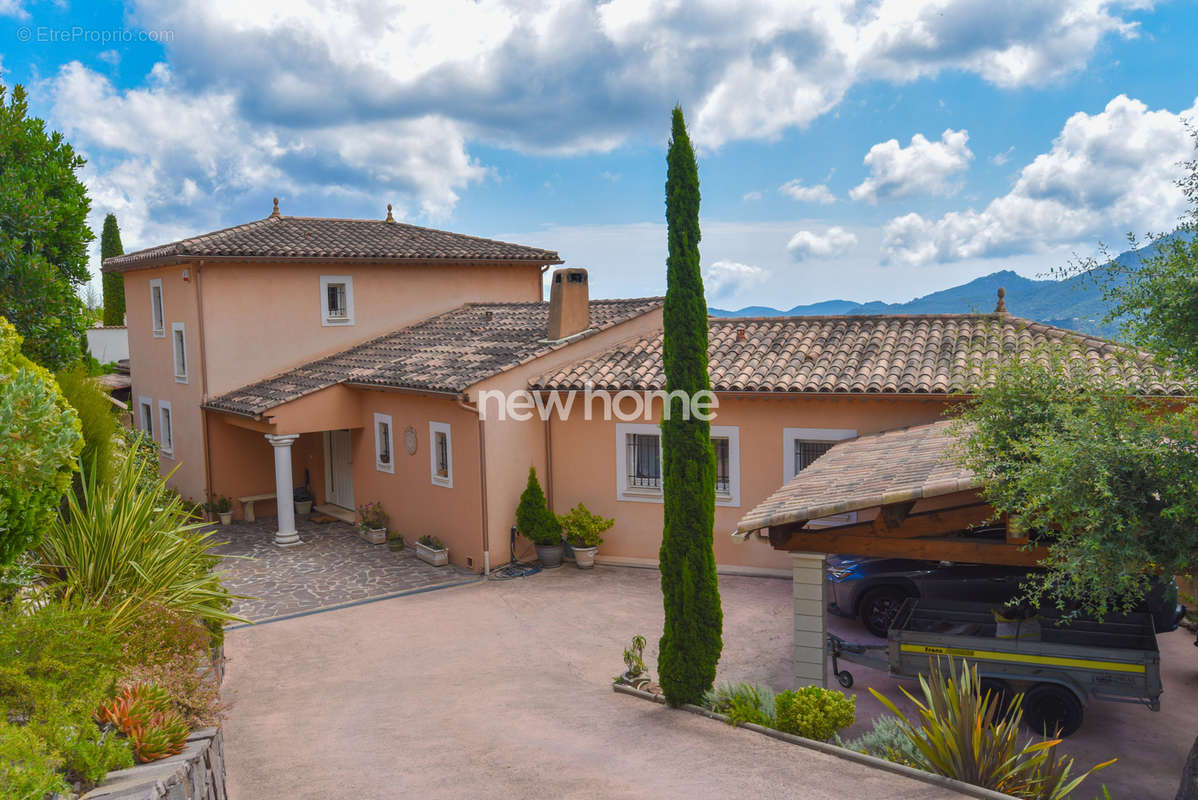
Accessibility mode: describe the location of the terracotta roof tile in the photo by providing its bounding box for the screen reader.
[103,213,560,272]
[532,314,1189,396]
[204,298,662,418]
[736,420,977,533]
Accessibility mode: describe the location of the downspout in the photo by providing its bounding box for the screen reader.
[457,393,490,576]
[544,410,553,511]
[195,262,215,504]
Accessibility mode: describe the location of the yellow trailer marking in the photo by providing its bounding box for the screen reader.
[899,644,1147,674]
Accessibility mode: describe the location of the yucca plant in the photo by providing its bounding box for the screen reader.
[36,455,247,632]
[870,659,1113,799]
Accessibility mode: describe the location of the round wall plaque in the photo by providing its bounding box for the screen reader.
[404,426,418,455]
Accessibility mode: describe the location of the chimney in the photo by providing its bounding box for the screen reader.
[547,268,590,340]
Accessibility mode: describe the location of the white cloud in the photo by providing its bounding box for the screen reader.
[703,260,770,298]
[850,128,973,203]
[787,226,858,260]
[742,191,763,202]
[125,0,1142,152]
[992,146,1015,166]
[0,0,27,19]
[779,179,836,205]
[46,61,487,267]
[882,94,1198,266]
[97,50,121,66]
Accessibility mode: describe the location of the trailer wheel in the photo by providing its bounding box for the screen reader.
[979,678,1012,716]
[837,671,854,689]
[1023,683,1084,737]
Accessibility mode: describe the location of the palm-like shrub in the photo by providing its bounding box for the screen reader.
[871,659,1113,799]
[36,455,245,632]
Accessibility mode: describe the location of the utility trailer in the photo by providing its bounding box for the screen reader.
[830,599,1162,736]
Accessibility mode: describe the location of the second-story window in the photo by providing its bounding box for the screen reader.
[320,275,355,326]
[150,278,165,337]
[172,322,188,383]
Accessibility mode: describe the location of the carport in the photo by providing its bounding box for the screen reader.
[733,419,1048,689]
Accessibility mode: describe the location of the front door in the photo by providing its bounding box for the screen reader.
[327,430,355,510]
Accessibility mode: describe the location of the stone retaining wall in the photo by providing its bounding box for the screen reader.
[81,727,225,800]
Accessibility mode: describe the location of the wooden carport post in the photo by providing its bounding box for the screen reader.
[791,550,828,688]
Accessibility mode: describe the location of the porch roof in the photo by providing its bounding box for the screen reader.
[204,298,662,418]
[735,419,979,534]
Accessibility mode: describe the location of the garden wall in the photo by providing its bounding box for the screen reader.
[80,727,225,800]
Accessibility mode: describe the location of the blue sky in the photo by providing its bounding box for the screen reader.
[2,1,1197,308]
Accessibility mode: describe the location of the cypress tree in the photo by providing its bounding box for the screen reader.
[100,213,125,326]
[657,106,722,707]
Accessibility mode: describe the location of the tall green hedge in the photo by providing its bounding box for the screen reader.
[100,214,125,327]
[657,107,722,707]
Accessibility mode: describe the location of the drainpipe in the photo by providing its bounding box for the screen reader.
[456,393,490,576]
[544,412,553,511]
[195,261,215,505]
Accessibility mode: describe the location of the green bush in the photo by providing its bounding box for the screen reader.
[841,714,922,767]
[117,426,160,492]
[38,454,245,632]
[0,317,82,566]
[774,686,856,742]
[871,659,1113,799]
[516,467,561,545]
[0,600,133,789]
[118,604,225,727]
[0,719,70,800]
[703,682,777,728]
[557,503,613,548]
[56,362,120,487]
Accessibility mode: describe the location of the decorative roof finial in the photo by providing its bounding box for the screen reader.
[995,286,1007,313]
[270,197,280,218]
[385,203,395,223]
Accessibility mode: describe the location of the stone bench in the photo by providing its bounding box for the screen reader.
[238,493,276,522]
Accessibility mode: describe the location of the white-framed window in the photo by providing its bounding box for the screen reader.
[138,396,154,439]
[158,400,174,457]
[374,413,394,474]
[149,278,165,337]
[782,427,857,524]
[429,421,452,488]
[616,423,662,502]
[616,423,740,505]
[711,425,741,507]
[320,275,355,326]
[171,322,188,383]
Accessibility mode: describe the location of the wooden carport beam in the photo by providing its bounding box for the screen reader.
[767,503,1048,567]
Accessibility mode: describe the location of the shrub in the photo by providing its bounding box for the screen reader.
[557,503,613,548]
[0,317,82,566]
[774,686,856,742]
[417,534,446,550]
[358,501,389,530]
[516,467,561,545]
[117,604,225,727]
[0,600,133,788]
[37,454,245,632]
[203,496,232,515]
[117,426,160,492]
[871,658,1113,799]
[98,683,190,763]
[703,682,777,728]
[0,719,70,800]
[55,362,120,487]
[841,714,922,767]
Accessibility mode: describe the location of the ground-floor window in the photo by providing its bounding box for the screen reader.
[138,395,154,439]
[429,421,452,488]
[781,427,857,523]
[158,400,174,457]
[374,413,394,473]
[616,423,740,505]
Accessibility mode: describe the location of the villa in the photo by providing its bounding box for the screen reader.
[104,202,1183,575]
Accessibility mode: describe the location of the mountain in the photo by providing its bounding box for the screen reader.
[706,238,1180,338]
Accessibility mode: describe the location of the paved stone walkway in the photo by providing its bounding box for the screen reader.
[211,516,477,622]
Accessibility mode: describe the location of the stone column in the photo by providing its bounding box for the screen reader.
[265,434,301,546]
[792,551,828,688]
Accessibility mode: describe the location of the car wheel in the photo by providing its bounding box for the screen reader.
[1023,683,1084,737]
[859,587,908,638]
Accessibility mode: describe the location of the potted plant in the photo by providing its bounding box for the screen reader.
[293,485,314,516]
[387,530,405,552]
[415,534,448,566]
[557,503,613,569]
[357,501,389,545]
[203,496,232,525]
[516,467,563,568]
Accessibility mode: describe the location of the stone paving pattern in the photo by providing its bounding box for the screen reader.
[212,516,476,622]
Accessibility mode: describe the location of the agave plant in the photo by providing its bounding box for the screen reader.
[96,683,173,731]
[870,658,1113,799]
[128,709,190,762]
[36,454,247,632]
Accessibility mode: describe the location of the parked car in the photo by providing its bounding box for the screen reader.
[827,553,1185,638]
